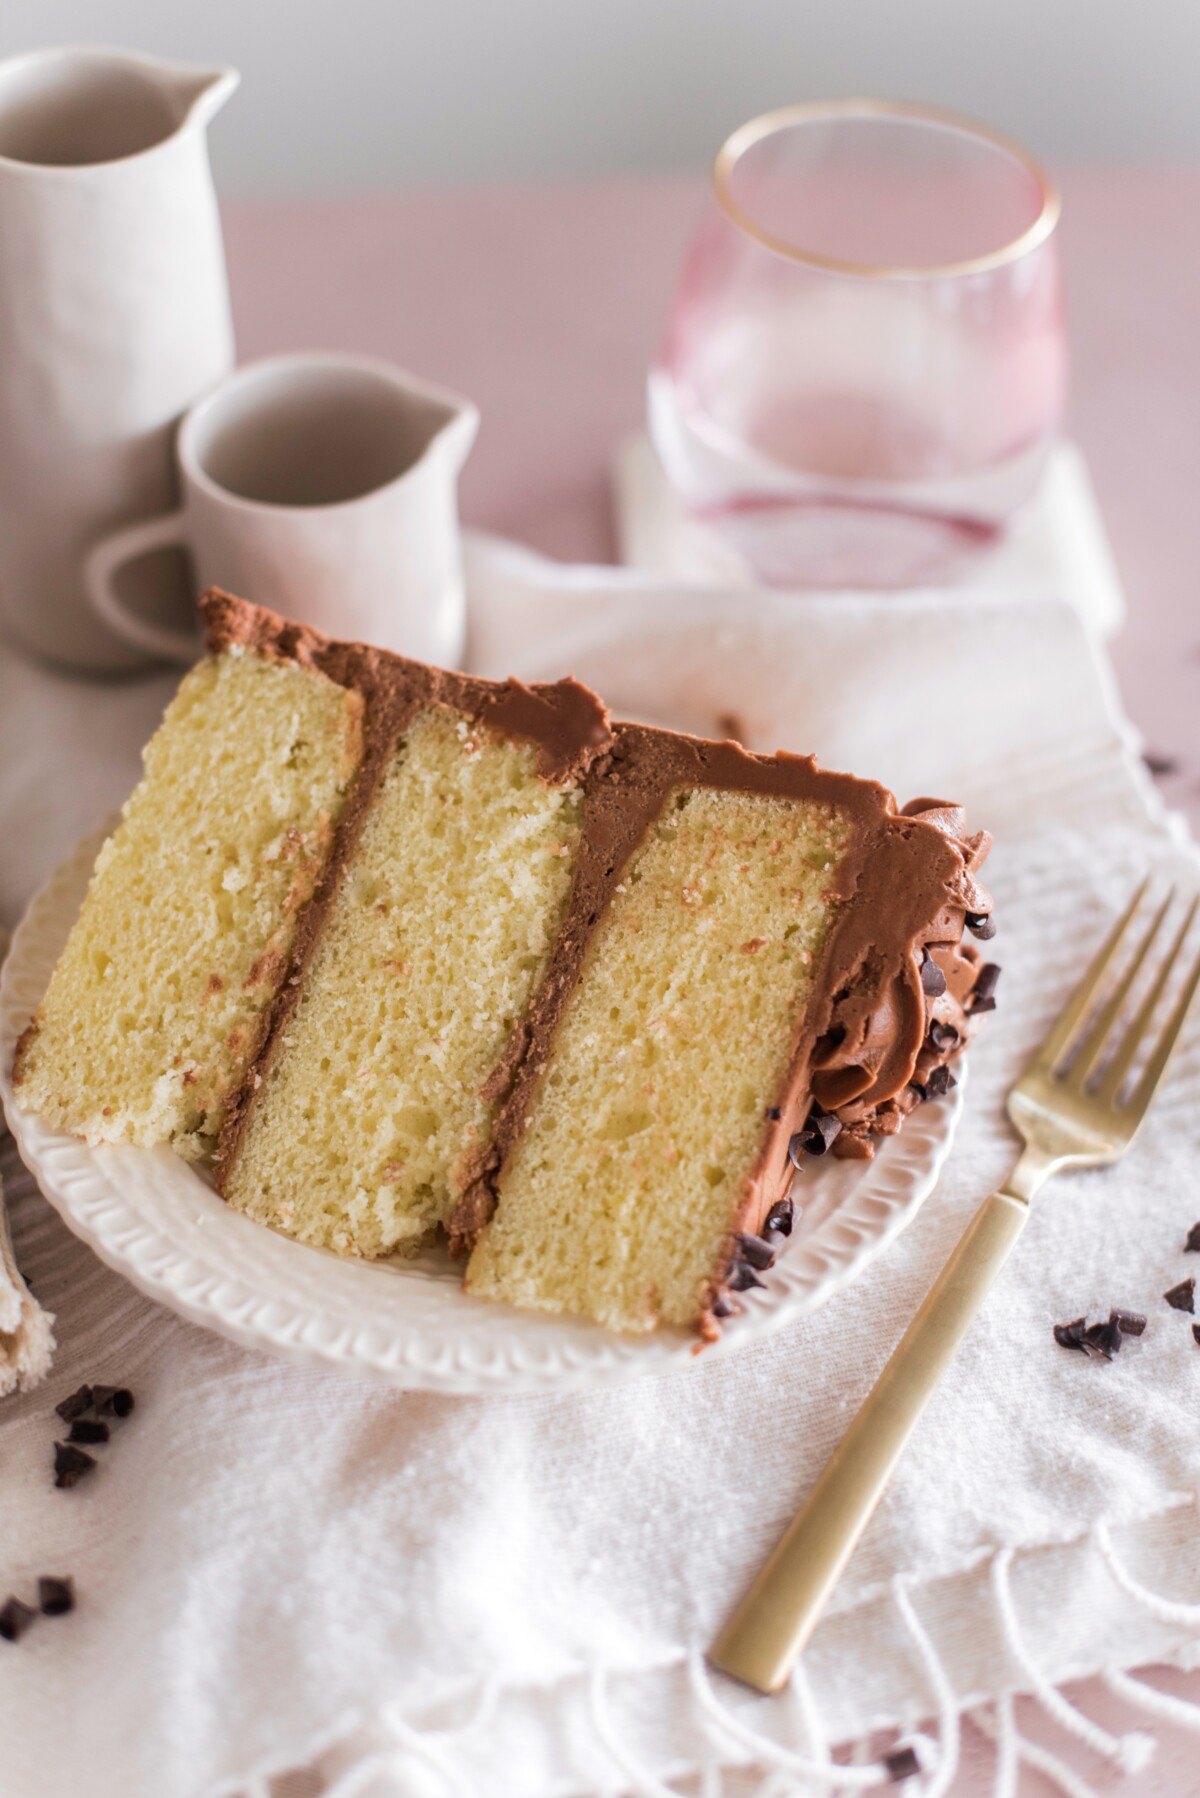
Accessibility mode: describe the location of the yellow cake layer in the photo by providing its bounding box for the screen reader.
[13,649,363,1158]
[222,706,585,1257]
[466,786,851,1331]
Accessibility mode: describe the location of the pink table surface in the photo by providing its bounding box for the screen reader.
[224,168,1200,837]
[222,172,1199,1795]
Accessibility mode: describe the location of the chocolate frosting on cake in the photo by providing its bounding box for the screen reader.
[202,589,613,1184]
[446,726,993,1336]
[201,589,611,785]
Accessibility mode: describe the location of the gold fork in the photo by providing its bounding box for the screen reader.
[711,881,1200,1694]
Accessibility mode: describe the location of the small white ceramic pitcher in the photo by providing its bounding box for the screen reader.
[84,353,480,668]
[0,46,238,675]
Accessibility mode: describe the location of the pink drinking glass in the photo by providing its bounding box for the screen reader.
[650,100,1065,589]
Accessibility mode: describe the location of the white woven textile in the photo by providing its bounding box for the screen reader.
[0,922,55,1397]
[2,558,1200,1798]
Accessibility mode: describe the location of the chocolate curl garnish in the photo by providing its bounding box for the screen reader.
[1186,1222,1200,1253]
[787,1111,842,1167]
[53,1443,97,1489]
[764,1197,795,1239]
[882,1744,921,1783]
[728,1262,765,1293]
[919,950,947,998]
[1055,1309,1145,1355]
[38,1577,75,1617]
[54,1385,94,1424]
[928,1019,958,1052]
[68,1419,109,1446]
[1081,1316,1123,1360]
[969,962,1001,1013]
[0,1597,36,1642]
[735,1232,776,1272]
[91,1386,135,1419]
[965,910,997,941]
[925,1065,957,1099]
[1165,1278,1196,1313]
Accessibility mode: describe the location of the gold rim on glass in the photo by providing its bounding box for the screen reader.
[713,98,1061,279]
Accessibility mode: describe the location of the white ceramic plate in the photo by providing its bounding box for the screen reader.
[0,822,963,1393]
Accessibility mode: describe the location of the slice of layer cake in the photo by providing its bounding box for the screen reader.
[210,596,613,1256]
[13,587,994,1341]
[456,724,993,1336]
[12,639,365,1158]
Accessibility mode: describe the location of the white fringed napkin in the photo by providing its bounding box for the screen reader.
[0,924,55,1397]
[3,569,1200,1798]
[0,1171,55,1399]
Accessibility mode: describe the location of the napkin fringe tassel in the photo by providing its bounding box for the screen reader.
[682,1582,954,1796]
[688,1650,890,1789]
[1095,1516,1200,1625]
[1102,1667,1200,1732]
[971,1701,1102,1798]
[215,1525,1200,1798]
[991,1546,1155,1776]
[589,1664,691,1798]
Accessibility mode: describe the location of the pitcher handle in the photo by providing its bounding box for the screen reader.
[84,511,201,664]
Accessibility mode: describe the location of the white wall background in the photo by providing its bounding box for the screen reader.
[2,0,1198,197]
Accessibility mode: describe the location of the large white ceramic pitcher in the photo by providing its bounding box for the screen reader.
[0,46,238,674]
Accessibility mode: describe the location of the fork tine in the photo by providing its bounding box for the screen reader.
[1067,889,1173,1089]
[1127,931,1200,1118]
[1097,896,1198,1104]
[1033,879,1149,1074]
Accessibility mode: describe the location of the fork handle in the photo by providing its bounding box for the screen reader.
[710,1189,1029,1694]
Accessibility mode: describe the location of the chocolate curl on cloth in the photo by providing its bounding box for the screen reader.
[0,926,56,1395]
[4,584,1200,1796]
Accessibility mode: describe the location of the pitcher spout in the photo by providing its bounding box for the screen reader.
[0,47,240,169]
[438,399,481,474]
[170,63,239,132]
